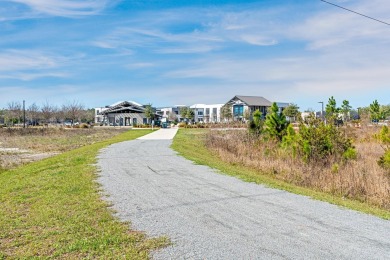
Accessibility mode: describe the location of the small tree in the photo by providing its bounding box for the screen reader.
[168,111,177,122]
[243,109,251,121]
[341,100,352,122]
[7,101,22,125]
[248,109,263,136]
[264,102,289,141]
[325,96,339,119]
[220,104,232,122]
[186,109,195,122]
[144,104,154,124]
[81,108,95,123]
[63,100,84,125]
[41,101,55,125]
[27,103,40,126]
[180,107,189,122]
[283,103,300,122]
[370,100,380,122]
[379,104,390,120]
[377,126,390,170]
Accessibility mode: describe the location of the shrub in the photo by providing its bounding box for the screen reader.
[281,124,299,157]
[377,125,390,144]
[178,122,187,128]
[343,147,357,160]
[248,109,263,136]
[297,116,354,164]
[376,126,390,171]
[378,149,390,171]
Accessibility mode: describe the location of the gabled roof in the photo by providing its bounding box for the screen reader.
[228,95,272,107]
[100,101,145,114]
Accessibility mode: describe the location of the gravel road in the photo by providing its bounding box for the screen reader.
[97,129,390,259]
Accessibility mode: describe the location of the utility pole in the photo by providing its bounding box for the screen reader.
[318,101,324,123]
[23,100,26,128]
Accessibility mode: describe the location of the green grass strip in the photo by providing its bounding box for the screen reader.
[0,129,168,259]
[171,129,390,220]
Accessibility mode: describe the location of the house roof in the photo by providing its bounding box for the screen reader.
[100,101,145,114]
[228,95,273,107]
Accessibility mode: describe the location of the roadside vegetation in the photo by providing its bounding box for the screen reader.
[0,129,168,259]
[172,98,390,219]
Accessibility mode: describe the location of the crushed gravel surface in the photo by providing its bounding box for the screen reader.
[97,129,390,259]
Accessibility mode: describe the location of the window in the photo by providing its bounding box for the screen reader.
[233,105,244,117]
[205,108,210,116]
[198,111,203,116]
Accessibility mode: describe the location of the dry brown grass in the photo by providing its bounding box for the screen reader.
[0,127,128,170]
[206,125,390,210]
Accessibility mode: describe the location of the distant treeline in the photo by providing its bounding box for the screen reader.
[0,100,94,126]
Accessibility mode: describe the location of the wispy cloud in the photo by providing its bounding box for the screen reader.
[126,62,155,70]
[6,0,115,17]
[0,50,59,71]
[0,50,69,80]
[91,7,282,55]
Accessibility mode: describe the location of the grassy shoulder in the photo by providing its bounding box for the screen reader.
[171,128,390,220]
[0,129,168,259]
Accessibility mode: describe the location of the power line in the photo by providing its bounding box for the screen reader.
[320,0,390,26]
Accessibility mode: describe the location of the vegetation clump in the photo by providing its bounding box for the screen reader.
[204,98,390,210]
[377,126,390,171]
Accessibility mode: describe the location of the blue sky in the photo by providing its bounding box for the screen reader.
[0,0,389,111]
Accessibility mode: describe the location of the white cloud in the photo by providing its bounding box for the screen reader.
[0,50,59,71]
[239,34,277,46]
[0,50,69,80]
[126,62,155,70]
[7,0,114,17]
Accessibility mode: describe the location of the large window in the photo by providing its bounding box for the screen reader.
[233,105,244,117]
[205,108,210,116]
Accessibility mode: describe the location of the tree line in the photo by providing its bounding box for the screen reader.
[0,100,94,126]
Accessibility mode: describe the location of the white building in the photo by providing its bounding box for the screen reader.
[157,105,187,122]
[190,104,224,123]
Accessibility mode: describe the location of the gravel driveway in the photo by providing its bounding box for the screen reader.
[97,128,390,259]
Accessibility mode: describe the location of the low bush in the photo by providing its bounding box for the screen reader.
[378,149,390,171]
[295,116,355,165]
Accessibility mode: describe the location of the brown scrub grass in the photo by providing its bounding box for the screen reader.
[0,129,169,259]
[172,128,390,219]
[0,127,129,170]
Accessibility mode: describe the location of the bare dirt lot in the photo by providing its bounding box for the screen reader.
[0,127,128,170]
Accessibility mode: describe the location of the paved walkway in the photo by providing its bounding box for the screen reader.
[138,128,178,140]
[97,129,390,259]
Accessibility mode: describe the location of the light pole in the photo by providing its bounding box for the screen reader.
[23,100,26,128]
[318,101,324,122]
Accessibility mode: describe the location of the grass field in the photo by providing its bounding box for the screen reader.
[171,128,390,220]
[0,127,129,170]
[0,129,168,259]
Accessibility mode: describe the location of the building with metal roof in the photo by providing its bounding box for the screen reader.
[95,101,158,126]
[225,95,289,121]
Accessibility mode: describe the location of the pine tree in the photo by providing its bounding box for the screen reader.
[248,109,263,136]
[265,102,289,141]
[370,100,380,122]
[325,96,339,118]
[341,100,352,121]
